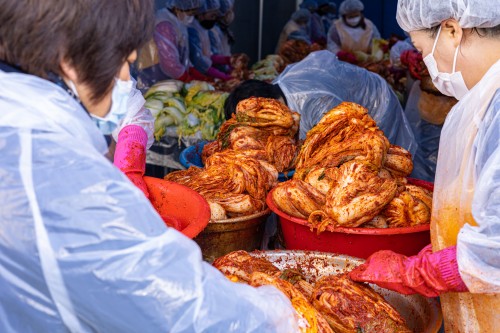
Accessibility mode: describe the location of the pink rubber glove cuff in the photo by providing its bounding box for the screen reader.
[206,67,232,81]
[115,125,148,169]
[114,125,149,197]
[436,246,468,292]
[349,245,468,297]
[211,54,231,65]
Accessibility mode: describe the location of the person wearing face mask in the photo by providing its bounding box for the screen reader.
[349,1,500,331]
[136,0,211,86]
[188,0,232,81]
[327,0,380,55]
[275,9,312,54]
[0,1,304,332]
[208,0,234,57]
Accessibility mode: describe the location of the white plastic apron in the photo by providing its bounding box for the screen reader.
[431,61,500,332]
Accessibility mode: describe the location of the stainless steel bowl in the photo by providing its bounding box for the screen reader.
[251,250,443,333]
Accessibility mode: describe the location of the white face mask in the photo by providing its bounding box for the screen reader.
[179,14,194,25]
[423,26,469,100]
[346,16,361,27]
[91,78,133,135]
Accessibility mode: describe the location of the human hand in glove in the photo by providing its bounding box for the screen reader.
[206,66,232,81]
[349,245,468,297]
[211,54,231,66]
[112,83,154,149]
[114,125,149,198]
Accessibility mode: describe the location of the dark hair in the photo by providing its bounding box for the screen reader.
[426,24,500,39]
[0,0,154,102]
[223,80,288,120]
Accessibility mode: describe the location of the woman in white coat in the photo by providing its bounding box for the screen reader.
[350,0,500,331]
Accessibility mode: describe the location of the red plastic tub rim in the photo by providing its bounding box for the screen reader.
[144,176,210,239]
[266,177,434,235]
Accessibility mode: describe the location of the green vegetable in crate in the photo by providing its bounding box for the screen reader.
[153,106,184,141]
[163,97,187,114]
[144,80,183,99]
[177,91,229,140]
[144,98,164,118]
[183,81,214,105]
[154,114,175,141]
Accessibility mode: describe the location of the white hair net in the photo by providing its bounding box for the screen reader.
[291,9,311,23]
[218,0,234,15]
[339,0,364,16]
[300,0,318,12]
[200,0,220,13]
[396,0,500,32]
[166,0,201,11]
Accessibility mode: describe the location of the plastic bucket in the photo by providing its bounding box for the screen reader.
[266,179,433,258]
[194,209,270,262]
[144,176,210,239]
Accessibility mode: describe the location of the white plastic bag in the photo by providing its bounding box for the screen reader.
[274,50,417,156]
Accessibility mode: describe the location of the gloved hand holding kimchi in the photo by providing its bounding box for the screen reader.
[349,244,469,297]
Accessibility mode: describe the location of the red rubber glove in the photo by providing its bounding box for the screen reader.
[188,67,211,81]
[206,66,232,81]
[349,245,468,297]
[210,54,231,65]
[114,125,149,198]
[178,70,191,82]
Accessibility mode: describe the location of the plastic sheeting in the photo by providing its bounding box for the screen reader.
[155,9,190,79]
[0,70,300,332]
[396,0,500,32]
[209,25,231,56]
[431,60,500,331]
[188,19,213,74]
[274,50,417,156]
[404,82,442,182]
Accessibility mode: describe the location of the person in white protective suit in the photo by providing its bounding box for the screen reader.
[350,1,500,331]
[0,1,300,332]
[188,0,232,81]
[327,0,380,55]
[275,9,312,53]
[137,0,211,86]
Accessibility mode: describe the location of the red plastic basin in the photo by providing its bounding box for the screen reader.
[266,178,433,259]
[144,176,210,239]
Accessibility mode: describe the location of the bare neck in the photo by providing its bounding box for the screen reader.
[462,36,500,89]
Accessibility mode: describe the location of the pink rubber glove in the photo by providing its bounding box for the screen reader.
[206,66,232,81]
[114,125,149,198]
[210,54,231,65]
[349,245,468,297]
